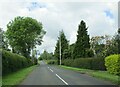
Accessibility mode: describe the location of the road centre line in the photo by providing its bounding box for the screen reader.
[50,69,53,72]
[55,74,68,85]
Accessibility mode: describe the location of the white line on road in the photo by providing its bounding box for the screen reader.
[55,74,68,85]
[50,69,53,72]
[48,67,49,69]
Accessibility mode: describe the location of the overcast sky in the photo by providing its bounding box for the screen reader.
[0,0,118,54]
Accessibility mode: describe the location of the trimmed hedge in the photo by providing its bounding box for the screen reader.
[105,54,120,75]
[2,50,33,75]
[47,60,57,65]
[62,58,106,70]
[62,59,73,66]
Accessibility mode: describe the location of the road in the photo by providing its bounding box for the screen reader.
[20,61,115,86]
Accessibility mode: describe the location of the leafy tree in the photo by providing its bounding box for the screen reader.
[63,49,71,59]
[54,39,59,61]
[90,34,119,58]
[90,36,105,58]
[104,38,118,56]
[54,30,69,64]
[73,20,90,58]
[69,43,75,58]
[117,28,120,54]
[0,28,9,50]
[5,16,45,58]
[39,50,53,60]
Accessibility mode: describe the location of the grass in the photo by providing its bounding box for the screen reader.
[0,76,2,87]
[60,65,119,85]
[2,65,36,87]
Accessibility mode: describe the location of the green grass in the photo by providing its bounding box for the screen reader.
[2,65,36,87]
[0,76,2,87]
[60,65,119,85]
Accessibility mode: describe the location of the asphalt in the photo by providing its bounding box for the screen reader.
[20,61,115,86]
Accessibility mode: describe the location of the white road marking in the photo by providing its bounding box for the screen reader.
[55,74,68,85]
[48,67,49,69]
[50,69,53,72]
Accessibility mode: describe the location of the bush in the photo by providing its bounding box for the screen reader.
[2,50,33,75]
[72,58,92,69]
[38,57,43,60]
[62,58,106,70]
[62,59,73,66]
[105,54,120,75]
[47,60,57,65]
[91,58,106,70]
[34,58,38,65]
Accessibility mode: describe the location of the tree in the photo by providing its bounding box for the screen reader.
[5,16,45,58]
[90,36,105,58]
[73,20,90,58]
[54,30,69,64]
[63,49,71,59]
[0,28,9,50]
[90,34,119,58]
[54,39,60,61]
[39,50,53,60]
[117,28,120,54]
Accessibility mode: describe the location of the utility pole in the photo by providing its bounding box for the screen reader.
[59,31,61,65]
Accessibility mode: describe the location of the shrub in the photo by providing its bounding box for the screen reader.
[33,57,38,65]
[38,57,43,60]
[47,60,57,65]
[72,58,92,69]
[91,58,106,70]
[105,54,120,75]
[2,50,33,75]
[62,59,73,66]
[62,58,106,70]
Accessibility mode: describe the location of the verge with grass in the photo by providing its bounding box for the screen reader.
[2,65,36,87]
[60,65,119,85]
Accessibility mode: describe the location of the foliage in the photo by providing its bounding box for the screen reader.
[47,60,57,65]
[0,28,9,50]
[39,50,54,60]
[63,49,71,59]
[38,57,43,60]
[85,49,94,57]
[104,37,118,57]
[54,30,69,64]
[62,58,106,70]
[105,54,120,75]
[54,39,59,64]
[2,49,33,76]
[33,58,38,65]
[116,28,120,54]
[73,20,90,58]
[5,16,45,58]
[69,43,75,58]
[2,66,36,86]
[90,34,118,58]
[62,59,73,66]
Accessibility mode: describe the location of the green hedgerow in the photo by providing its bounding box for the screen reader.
[2,50,33,76]
[105,54,120,76]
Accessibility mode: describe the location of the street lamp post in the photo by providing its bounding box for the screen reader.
[59,32,61,65]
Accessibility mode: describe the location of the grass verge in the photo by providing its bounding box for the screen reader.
[2,65,36,87]
[60,65,119,85]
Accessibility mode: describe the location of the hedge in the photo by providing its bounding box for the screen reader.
[47,60,57,65]
[2,50,33,75]
[105,54,120,75]
[62,58,106,70]
[62,59,73,66]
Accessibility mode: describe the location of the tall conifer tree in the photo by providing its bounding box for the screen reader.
[54,30,69,64]
[73,20,90,58]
